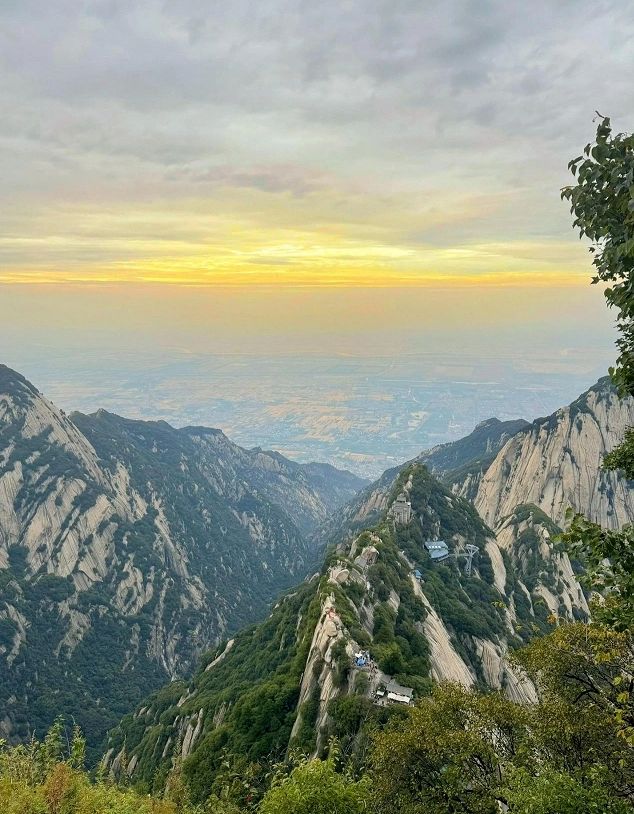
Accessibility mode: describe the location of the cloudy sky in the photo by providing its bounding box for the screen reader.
[1,0,631,465]
[2,0,633,286]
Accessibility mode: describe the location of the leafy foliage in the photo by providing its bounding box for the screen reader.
[259,752,369,814]
[562,117,634,392]
[604,426,634,479]
[559,115,634,756]
[371,672,634,814]
[0,721,177,814]
[562,116,634,467]
[561,510,634,633]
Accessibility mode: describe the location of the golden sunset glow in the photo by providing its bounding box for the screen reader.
[3,1,634,798]
[3,0,633,297]
[0,194,592,287]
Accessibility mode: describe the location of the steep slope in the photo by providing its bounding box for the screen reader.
[320,463,401,541]
[333,380,634,537]
[71,411,366,539]
[320,416,529,543]
[418,417,529,498]
[472,378,634,528]
[493,504,588,622]
[105,462,583,801]
[295,461,369,518]
[0,365,364,753]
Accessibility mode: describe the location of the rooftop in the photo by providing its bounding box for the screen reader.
[386,680,414,699]
[424,540,450,560]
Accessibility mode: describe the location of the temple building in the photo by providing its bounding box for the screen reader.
[391,492,412,524]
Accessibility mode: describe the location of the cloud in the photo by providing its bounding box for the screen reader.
[1,0,633,283]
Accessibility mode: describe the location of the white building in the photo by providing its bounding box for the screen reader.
[386,679,414,705]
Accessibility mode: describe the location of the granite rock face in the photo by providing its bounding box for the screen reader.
[0,365,365,750]
[100,378,634,797]
[104,462,585,797]
[473,379,634,529]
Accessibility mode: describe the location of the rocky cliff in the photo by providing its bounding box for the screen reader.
[105,462,583,800]
[332,379,634,538]
[0,365,365,752]
[418,416,530,499]
[101,377,634,799]
[472,379,634,529]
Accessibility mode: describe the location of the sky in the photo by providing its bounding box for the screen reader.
[2,0,633,287]
[0,1,632,470]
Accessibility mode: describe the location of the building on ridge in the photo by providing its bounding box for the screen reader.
[424,539,450,562]
[391,492,412,525]
[355,544,379,571]
[386,679,414,705]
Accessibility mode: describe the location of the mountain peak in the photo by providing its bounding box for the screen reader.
[0,364,40,400]
[474,417,502,430]
[0,364,367,754]
[475,380,634,529]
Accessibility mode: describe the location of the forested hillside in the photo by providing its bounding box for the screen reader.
[105,460,589,801]
[0,365,365,755]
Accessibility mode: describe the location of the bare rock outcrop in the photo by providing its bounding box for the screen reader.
[475,380,634,529]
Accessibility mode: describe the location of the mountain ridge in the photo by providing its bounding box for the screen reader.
[104,459,589,800]
[0,364,366,753]
[471,377,634,528]
[318,378,634,546]
[100,376,634,800]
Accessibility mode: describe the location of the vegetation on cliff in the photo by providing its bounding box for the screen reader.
[4,114,634,814]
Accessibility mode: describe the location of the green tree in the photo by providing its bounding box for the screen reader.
[562,116,634,405]
[370,678,633,814]
[560,510,634,632]
[375,641,405,675]
[562,115,634,475]
[258,754,369,814]
[516,622,634,755]
[371,684,528,814]
[68,725,86,771]
[561,115,634,747]
[502,767,632,814]
[560,119,634,606]
[40,716,65,774]
[0,722,181,814]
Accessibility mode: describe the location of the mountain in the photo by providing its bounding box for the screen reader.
[105,462,588,800]
[471,378,634,529]
[326,379,634,542]
[417,416,530,496]
[103,379,634,800]
[0,365,366,753]
[492,503,588,622]
[316,416,530,544]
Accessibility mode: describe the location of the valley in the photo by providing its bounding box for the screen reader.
[0,365,365,754]
[3,7,633,810]
[100,378,630,799]
[1,363,633,809]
